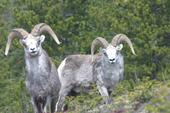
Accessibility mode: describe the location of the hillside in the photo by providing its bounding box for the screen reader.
[63,78,170,113]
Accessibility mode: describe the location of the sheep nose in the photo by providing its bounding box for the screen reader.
[110,59,115,61]
[30,48,35,51]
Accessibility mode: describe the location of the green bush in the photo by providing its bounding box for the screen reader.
[64,83,105,113]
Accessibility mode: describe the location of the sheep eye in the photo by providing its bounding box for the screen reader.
[37,40,41,45]
[23,43,27,48]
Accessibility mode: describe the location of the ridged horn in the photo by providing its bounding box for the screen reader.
[111,34,136,56]
[4,29,29,57]
[91,37,109,62]
[31,23,61,45]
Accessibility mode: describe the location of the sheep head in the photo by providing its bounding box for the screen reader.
[4,23,61,57]
[91,34,136,63]
[19,34,45,56]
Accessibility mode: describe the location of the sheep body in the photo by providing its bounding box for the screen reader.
[56,34,136,112]
[25,49,60,112]
[25,49,60,99]
[56,52,123,111]
[4,23,61,113]
[58,53,123,92]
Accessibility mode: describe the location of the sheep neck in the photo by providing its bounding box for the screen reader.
[25,49,51,79]
[101,53,123,79]
[101,55,119,74]
[99,53,124,90]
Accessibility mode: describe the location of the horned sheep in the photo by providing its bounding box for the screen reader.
[56,34,136,112]
[4,23,61,113]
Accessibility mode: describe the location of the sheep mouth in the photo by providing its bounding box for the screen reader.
[31,51,37,53]
[109,61,115,64]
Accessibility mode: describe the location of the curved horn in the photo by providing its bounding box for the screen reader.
[4,29,29,57]
[31,23,61,45]
[91,37,109,62]
[111,34,136,56]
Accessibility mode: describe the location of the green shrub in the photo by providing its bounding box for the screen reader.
[64,83,105,113]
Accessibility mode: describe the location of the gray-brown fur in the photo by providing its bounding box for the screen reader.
[56,53,106,112]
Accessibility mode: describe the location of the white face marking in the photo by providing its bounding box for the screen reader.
[101,44,123,64]
[26,38,39,55]
[106,46,117,64]
[20,34,45,56]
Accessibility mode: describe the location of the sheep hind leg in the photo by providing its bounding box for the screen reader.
[41,96,51,113]
[62,90,79,111]
[56,85,73,112]
[31,97,40,113]
[50,96,58,113]
[108,90,113,102]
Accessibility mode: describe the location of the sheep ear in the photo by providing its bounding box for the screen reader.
[116,44,123,51]
[100,47,106,54]
[19,39,26,46]
[40,35,45,42]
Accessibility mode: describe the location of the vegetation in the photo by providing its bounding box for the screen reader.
[0,0,170,112]
[64,83,105,113]
[65,78,170,113]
